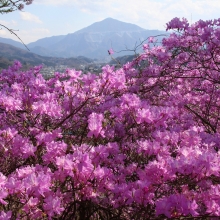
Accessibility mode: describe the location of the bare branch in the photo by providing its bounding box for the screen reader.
[0,24,30,50]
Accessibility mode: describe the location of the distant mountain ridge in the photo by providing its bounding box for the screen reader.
[0,42,94,70]
[0,18,168,60]
[0,37,24,49]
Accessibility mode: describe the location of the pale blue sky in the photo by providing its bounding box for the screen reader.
[0,0,220,44]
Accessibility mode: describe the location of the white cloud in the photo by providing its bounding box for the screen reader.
[20,12,42,23]
[0,20,19,38]
[32,28,50,34]
[34,0,77,6]
[34,0,220,30]
[0,29,9,37]
[20,28,50,43]
[0,20,17,27]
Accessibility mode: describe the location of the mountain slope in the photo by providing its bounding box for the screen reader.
[0,37,26,50]
[48,18,167,59]
[0,42,94,70]
[28,46,62,57]
[28,35,66,48]
[1,18,168,60]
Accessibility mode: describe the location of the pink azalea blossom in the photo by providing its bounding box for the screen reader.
[88,112,105,138]
[108,48,114,55]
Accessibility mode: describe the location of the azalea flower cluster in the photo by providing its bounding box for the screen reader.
[0,17,220,219]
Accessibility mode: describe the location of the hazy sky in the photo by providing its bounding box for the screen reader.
[0,0,220,44]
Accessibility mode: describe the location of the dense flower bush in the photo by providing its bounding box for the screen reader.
[0,17,220,219]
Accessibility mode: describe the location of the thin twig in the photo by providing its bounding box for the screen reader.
[0,24,30,51]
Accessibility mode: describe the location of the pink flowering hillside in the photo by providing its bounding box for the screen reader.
[0,18,220,219]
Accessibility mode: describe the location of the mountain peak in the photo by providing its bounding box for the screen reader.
[75,18,145,33]
[0,18,166,60]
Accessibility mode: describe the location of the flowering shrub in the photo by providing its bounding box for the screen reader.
[0,17,220,219]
